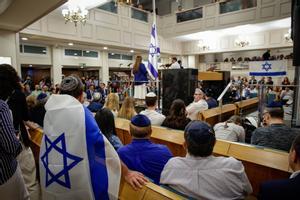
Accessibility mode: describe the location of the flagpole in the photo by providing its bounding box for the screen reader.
[152,0,160,109]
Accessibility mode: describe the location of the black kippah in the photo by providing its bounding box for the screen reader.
[61,76,80,92]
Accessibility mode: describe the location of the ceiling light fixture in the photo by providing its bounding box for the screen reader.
[103,47,108,50]
[62,5,88,27]
[21,37,28,41]
[68,42,74,46]
[130,50,134,53]
[234,38,250,47]
[284,29,292,42]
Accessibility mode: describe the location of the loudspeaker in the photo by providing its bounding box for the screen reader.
[162,69,198,116]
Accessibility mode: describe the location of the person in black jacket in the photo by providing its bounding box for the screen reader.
[258,135,300,199]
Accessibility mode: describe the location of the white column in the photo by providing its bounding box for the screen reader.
[101,51,109,84]
[188,55,196,68]
[0,30,19,73]
[51,46,63,85]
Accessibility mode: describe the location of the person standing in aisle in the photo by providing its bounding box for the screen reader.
[133,55,148,105]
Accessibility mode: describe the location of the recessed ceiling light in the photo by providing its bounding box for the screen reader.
[68,42,74,46]
[103,47,108,50]
[21,37,28,41]
[130,50,134,53]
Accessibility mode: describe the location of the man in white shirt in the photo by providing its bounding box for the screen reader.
[186,88,208,120]
[160,121,252,199]
[140,92,165,126]
[169,57,181,69]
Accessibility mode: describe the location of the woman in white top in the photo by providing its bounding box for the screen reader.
[214,115,245,143]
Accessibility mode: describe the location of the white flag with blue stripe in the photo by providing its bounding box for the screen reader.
[249,60,287,76]
[147,22,160,80]
[40,94,121,200]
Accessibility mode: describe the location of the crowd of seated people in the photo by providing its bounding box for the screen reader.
[4,67,300,199]
[228,75,294,104]
[224,52,293,63]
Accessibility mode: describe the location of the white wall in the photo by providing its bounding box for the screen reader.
[0,30,19,73]
[21,4,182,55]
[182,28,293,55]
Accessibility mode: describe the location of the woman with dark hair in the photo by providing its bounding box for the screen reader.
[133,55,148,102]
[162,99,191,130]
[0,64,29,199]
[95,108,123,150]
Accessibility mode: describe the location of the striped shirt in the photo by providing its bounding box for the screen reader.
[0,99,22,184]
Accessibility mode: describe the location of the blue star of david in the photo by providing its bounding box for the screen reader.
[41,133,83,189]
[149,44,157,57]
[262,61,272,72]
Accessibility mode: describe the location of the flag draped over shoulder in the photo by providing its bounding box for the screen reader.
[40,94,121,200]
[249,60,287,76]
[147,22,160,80]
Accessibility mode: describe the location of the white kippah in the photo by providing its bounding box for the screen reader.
[146,92,156,97]
[195,88,203,94]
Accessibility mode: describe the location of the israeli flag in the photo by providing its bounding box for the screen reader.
[249,60,287,76]
[147,22,160,80]
[40,94,121,200]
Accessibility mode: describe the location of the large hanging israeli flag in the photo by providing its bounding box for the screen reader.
[249,60,287,76]
[147,22,160,80]
[40,94,121,200]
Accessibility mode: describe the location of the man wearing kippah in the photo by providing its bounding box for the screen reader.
[186,88,208,120]
[140,92,165,126]
[117,114,173,184]
[160,121,252,199]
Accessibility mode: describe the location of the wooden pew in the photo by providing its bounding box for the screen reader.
[235,97,259,115]
[115,118,291,196]
[115,118,186,157]
[27,126,186,200]
[119,179,186,200]
[198,104,237,126]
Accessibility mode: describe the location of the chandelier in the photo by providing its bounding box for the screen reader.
[62,6,88,27]
[234,38,250,47]
[197,40,210,51]
[284,29,292,42]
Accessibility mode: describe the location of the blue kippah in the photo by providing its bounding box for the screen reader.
[37,92,47,100]
[131,114,151,127]
[267,101,283,108]
[185,121,214,144]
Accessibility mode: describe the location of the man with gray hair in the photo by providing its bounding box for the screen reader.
[186,88,208,120]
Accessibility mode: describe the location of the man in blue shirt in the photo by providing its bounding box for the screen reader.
[117,114,173,184]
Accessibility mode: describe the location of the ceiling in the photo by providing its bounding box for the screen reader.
[0,0,67,32]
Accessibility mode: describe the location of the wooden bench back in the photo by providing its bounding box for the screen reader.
[198,104,237,126]
[119,180,186,200]
[235,98,259,115]
[115,118,291,196]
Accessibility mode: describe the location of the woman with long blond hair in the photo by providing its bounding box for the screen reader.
[133,55,148,102]
[118,97,137,120]
[104,93,120,117]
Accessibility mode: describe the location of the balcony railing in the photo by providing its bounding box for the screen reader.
[176,6,203,23]
[97,1,118,14]
[131,7,148,22]
[220,0,257,14]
